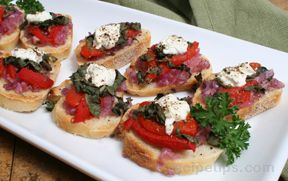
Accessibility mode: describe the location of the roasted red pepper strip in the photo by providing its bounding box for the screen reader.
[0,6,4,23]
[126,29,140,38]
[7,64,17,79]
[80,45,105,59]
[65,86,84,107]
[48,25,64,46]
[173,115,198,137]
[27,26,49,44]
[171,41,199,66]
[123,118,134,130]
[17,68,54,89]
[249,62,261,71]
[131,120,196,151]
[138,116,166,136]
[0,58,4,77]
[73,97,93,123]
[220,80,258,106]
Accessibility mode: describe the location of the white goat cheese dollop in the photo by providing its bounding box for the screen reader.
[94,23,121,49]
[85,64,116,87]
[156,94,190,135]
[158,35,188,55]
[26,11,53,23]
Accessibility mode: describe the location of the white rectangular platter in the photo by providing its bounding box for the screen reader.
[0,0,288,181]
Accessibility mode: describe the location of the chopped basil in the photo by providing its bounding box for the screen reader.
[176,128,198,144]
[85,33,95,48]
[133,102,166,125]
[112,97,132,116]
[155,45,166,59]
[139,54,150,62]
[155,93,165,100]
[247,66,268,80]
[44,100,55,112]
[136,71,145,84]
[245,85,266,94]
[3,54,54,72]
[85,94,100,116]
[191,73,202,92]
[30,13,70,31]
[116,22,141,47]
[147,66,161,75]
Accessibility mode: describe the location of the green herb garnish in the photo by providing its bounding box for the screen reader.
[3,54,54,72]
[133,102,166,125]
[16,0,44,14]
[31,14,69,31]
[191,93,251,165]
[112,97,132,116]
[0,0,12,6]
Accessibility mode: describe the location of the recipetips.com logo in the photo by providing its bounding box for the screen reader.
[196,164,274,175]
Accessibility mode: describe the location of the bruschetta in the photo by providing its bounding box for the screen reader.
[192,62,285,119]
[19,3,73,61]
[75,22,151,69]
[119,93,250,175]
[0,3,25,50]
[0,48,60,112]
[49,63,130,138]
[125,35,212,96]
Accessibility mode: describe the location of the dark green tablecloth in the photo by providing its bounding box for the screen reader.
[102,0,288,179]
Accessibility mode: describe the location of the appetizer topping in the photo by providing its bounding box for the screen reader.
[201,62,284,109]
[80,22,141,60]
[124,93,250,164]
[0,49,56,93]
[156,94,190,135]
[158,35,188,55]
[26,11,52,23]
[11,48,44,63]
[63,63,129,122]
[85,64,116,87]
[94,23,121,49]
[217,62,256,87]
[0,3,24,37]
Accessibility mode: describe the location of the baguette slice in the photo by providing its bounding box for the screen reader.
[125,56,212,96]
[75,30,151,69]
[19,15,73,61]
[120,104,223,175]
[51,81,123,139]
[0,28,21,51]
[0,52,61,112]
[192,75,283,120]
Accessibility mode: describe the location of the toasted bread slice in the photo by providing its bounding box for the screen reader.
[192,75,283,120]
[19,16,73,61]
[0,53,61,112]
[52,97,121,139]
[0,28,21,51]
[75,30,151,69]
[120,104,223,175]
[125,56,212,96]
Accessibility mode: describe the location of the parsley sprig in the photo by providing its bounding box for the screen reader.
[191,93,251,165]
[0,0,12,6]
[16,0,44,14]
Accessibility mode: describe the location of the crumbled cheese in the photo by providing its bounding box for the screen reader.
[93,23,121,49]
[26,11,53,23]
[85,64,116,87]
[156,94,190,135]
[11,48,44,63]
[158,35,188,55]
[216,62,256,87]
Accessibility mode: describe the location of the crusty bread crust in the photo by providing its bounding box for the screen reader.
[52,97,121,139]
[19,16,73,61]
[75,30,151,69]
[0,28,20,51]
[125,56,212,96]
[120,104,223,175]
[0,52,61,112]
[192,75,284,120]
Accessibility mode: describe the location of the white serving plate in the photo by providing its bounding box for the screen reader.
[0,0,288,180]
